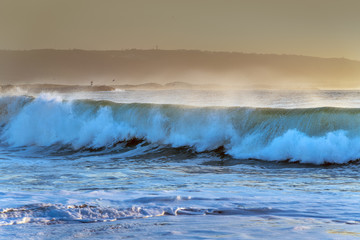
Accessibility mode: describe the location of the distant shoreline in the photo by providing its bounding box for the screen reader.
[1,49,360,89]
[0,82,230,93]
[2,83,359,93]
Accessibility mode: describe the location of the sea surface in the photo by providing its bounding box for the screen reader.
[0,89,360,239]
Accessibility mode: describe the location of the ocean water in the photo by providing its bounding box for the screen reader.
[0,89,360,239]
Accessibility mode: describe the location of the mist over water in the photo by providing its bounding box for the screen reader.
[49,88,360,108]
[1,89,360,239]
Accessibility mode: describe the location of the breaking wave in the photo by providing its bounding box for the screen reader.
[2,94,360,164]
[0,198,339,226]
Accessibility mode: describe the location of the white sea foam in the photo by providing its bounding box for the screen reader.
[228,129,360,164]
[1,95,360,164]
[113,88,125,92]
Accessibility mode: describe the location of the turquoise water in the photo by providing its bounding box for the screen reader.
[0,90,360,239]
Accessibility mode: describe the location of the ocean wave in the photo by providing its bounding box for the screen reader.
[1,94,360,164]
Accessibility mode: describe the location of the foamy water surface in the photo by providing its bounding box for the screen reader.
[0,89,360,239]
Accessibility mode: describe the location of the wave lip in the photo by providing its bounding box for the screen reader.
[2,95,360,164]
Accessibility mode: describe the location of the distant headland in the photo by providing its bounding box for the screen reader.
[1,49,360,90]
[0,81,225,94]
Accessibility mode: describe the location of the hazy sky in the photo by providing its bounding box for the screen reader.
[0,0,359,60]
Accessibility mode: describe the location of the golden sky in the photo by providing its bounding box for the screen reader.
[0,0,359,60]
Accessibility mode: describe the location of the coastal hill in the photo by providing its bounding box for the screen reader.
[1,49,360,89]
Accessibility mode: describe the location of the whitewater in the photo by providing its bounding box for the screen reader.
[0,89,359,239]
